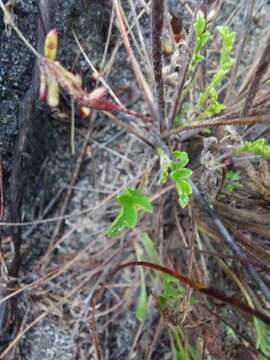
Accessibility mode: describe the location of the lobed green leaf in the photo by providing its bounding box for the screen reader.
[107,188,153,237]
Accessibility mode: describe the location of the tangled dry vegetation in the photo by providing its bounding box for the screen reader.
[0,0,270,359]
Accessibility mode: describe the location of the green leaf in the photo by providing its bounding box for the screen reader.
[132,191,153,212]
[194,10,206,36]
[198,25,235,115]
[254,318,270,359]
[107,188,153,237]
[141,232,161,264]
[190,11,210,70]
[226,170,240,181]
[225,184,234,193]
[174,168,193,179]
[136,267,148,321]
[178,180,192,195]
[173,151,189,167]
[160,274,184,305]
[171,153,193,208]
[194,54,205,63]
[157,149,193,210]
[178,192,190,208]
[217,25,235,50]
[135,243,148,321]
[199,32,211,48]
[237,138,270,158]
[158,148,171,184]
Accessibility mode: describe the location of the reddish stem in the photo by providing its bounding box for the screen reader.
[114,261,270,325]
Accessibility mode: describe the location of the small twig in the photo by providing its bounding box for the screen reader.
[162,114,270,138]
[70,98,75,155]
[103,111,154,148]
[147,317,164,360]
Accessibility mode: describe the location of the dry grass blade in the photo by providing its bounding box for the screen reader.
[0,313,47,359]
[241,30,270,115]
[112,0,156,119]
[225,0,255,104]
[127,0,153,75]
[191,181,270,303]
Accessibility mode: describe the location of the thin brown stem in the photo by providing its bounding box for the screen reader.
[162,114,270,138]
[151,0,165,132]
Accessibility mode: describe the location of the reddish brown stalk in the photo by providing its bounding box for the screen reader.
[113,261,270,325]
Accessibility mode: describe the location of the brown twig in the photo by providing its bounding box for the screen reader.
[103,111,154,148]
[162,114,270,138]
[0,160,3,221]
[151,0,165,132]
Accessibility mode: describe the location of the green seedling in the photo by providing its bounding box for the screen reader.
[190,10,211,71]
[237,138,270,158]
[107,188,153,237]
[225,170,240,193]
[140,232,161,264]
[198,25,235,116]
[158,149,193,208]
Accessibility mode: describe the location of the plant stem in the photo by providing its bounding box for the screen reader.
[151,0,166,132]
